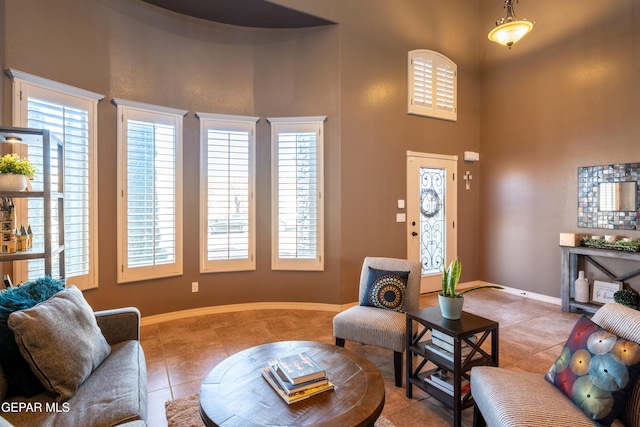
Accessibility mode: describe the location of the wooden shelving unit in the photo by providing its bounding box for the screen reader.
[0,126,65,280]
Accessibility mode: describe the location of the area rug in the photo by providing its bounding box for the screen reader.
[165,393,395,427]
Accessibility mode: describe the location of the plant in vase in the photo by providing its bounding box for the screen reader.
[613,288,639,310]
[0,153,36,191]
[439,258,503,320]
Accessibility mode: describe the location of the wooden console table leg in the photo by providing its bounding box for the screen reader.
[560,246,570,312]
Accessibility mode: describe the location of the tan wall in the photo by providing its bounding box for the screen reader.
[272,0,483,301]
[0,0,483,315]
[2,0,341,315]
[8,0,635,315]
[479,0,640,297]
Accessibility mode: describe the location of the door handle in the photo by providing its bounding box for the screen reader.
[411,231,418,237]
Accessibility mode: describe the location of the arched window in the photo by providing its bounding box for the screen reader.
[408,50,457,121]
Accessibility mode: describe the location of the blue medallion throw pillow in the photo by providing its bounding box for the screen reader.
[545,315,640,426]
[0,276,65,398]
[360,267,409,312]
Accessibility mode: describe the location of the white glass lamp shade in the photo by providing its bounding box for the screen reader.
[488,20,535,47]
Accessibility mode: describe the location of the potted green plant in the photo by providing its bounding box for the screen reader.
[439,258,503,320]
[0,153,36,191]
[613,288,639,310]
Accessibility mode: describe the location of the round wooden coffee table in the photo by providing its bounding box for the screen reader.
[199,341,385,427]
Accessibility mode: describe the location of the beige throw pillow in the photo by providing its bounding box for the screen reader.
[8,285,110,401]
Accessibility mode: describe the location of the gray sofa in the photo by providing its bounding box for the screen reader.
[1,307,147,427]
[471,303,640,427]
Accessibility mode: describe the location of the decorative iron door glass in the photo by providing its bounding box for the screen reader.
[420,167,446,276]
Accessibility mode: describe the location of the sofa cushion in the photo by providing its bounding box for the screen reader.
[360,267,409,312]
[470,366,629,426]
[333,305,407,352]
[8,285,111,401]
[545,315,640,426]
[2,340,147,427]
[0,276,64,398]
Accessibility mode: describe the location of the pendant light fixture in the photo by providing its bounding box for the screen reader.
[488,0,535,48]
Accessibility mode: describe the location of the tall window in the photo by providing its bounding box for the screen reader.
[114,99,185,283]
[408,49,457,122]
[198,113,257,273]
[9,69,103,290]
[269,117,325,271]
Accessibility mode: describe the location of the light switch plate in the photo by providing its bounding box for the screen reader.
[396,213,406,223]
[397,199,405,209]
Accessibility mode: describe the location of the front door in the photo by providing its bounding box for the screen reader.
[406,151,458,294]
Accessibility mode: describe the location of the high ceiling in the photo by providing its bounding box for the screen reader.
[141,0,334,28]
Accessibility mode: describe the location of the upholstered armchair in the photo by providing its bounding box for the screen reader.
[333,257,422,387]
[471,303,640,427]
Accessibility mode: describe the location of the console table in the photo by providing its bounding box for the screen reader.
[560,245,640,313]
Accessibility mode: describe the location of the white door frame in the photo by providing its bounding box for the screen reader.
[406,151,458,294]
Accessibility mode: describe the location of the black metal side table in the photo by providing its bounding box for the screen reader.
[406,306,499,427]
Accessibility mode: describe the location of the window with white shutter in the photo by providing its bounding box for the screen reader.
[114,99,185,283]
[408,50,457,121]
[269,117,325,271]
[197,113,257,273]
[8,69,103,290]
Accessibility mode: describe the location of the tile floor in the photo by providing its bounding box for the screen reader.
[142,289,583,427]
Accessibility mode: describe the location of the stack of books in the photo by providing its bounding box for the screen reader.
[424,368,470,398]
[261,352,334,404]
[423,329,481,362]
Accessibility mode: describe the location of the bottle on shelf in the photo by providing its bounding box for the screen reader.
[574,270,590,303]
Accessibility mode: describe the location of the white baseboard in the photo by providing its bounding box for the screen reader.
[141,301,342,326]
[141,282,560,326]
[458,280,561,306]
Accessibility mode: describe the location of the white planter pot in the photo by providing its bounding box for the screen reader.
[438,294,464,320]
[0,173,27,191]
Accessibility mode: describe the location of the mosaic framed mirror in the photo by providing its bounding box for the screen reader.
[578,162,640,230]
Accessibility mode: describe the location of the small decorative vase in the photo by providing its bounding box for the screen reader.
[0,173,27,191]
[438,294,464,320]
[574,270,590,303]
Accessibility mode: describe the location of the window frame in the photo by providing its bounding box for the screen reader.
[268,116,326,271]
[197,112,258,273]
[113,98,186,283]
[408,49,457,122]
[8,69,103,290]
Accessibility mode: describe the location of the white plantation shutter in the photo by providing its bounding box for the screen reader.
[115,99,185,283]
[126,120,176,268]
[411,56,433,109]
[408,50,457,121]
[269,117,325,271]
[197,113,257,273]
[9,70,102,290]
[436,62,455,114]
[27,100,87,280]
